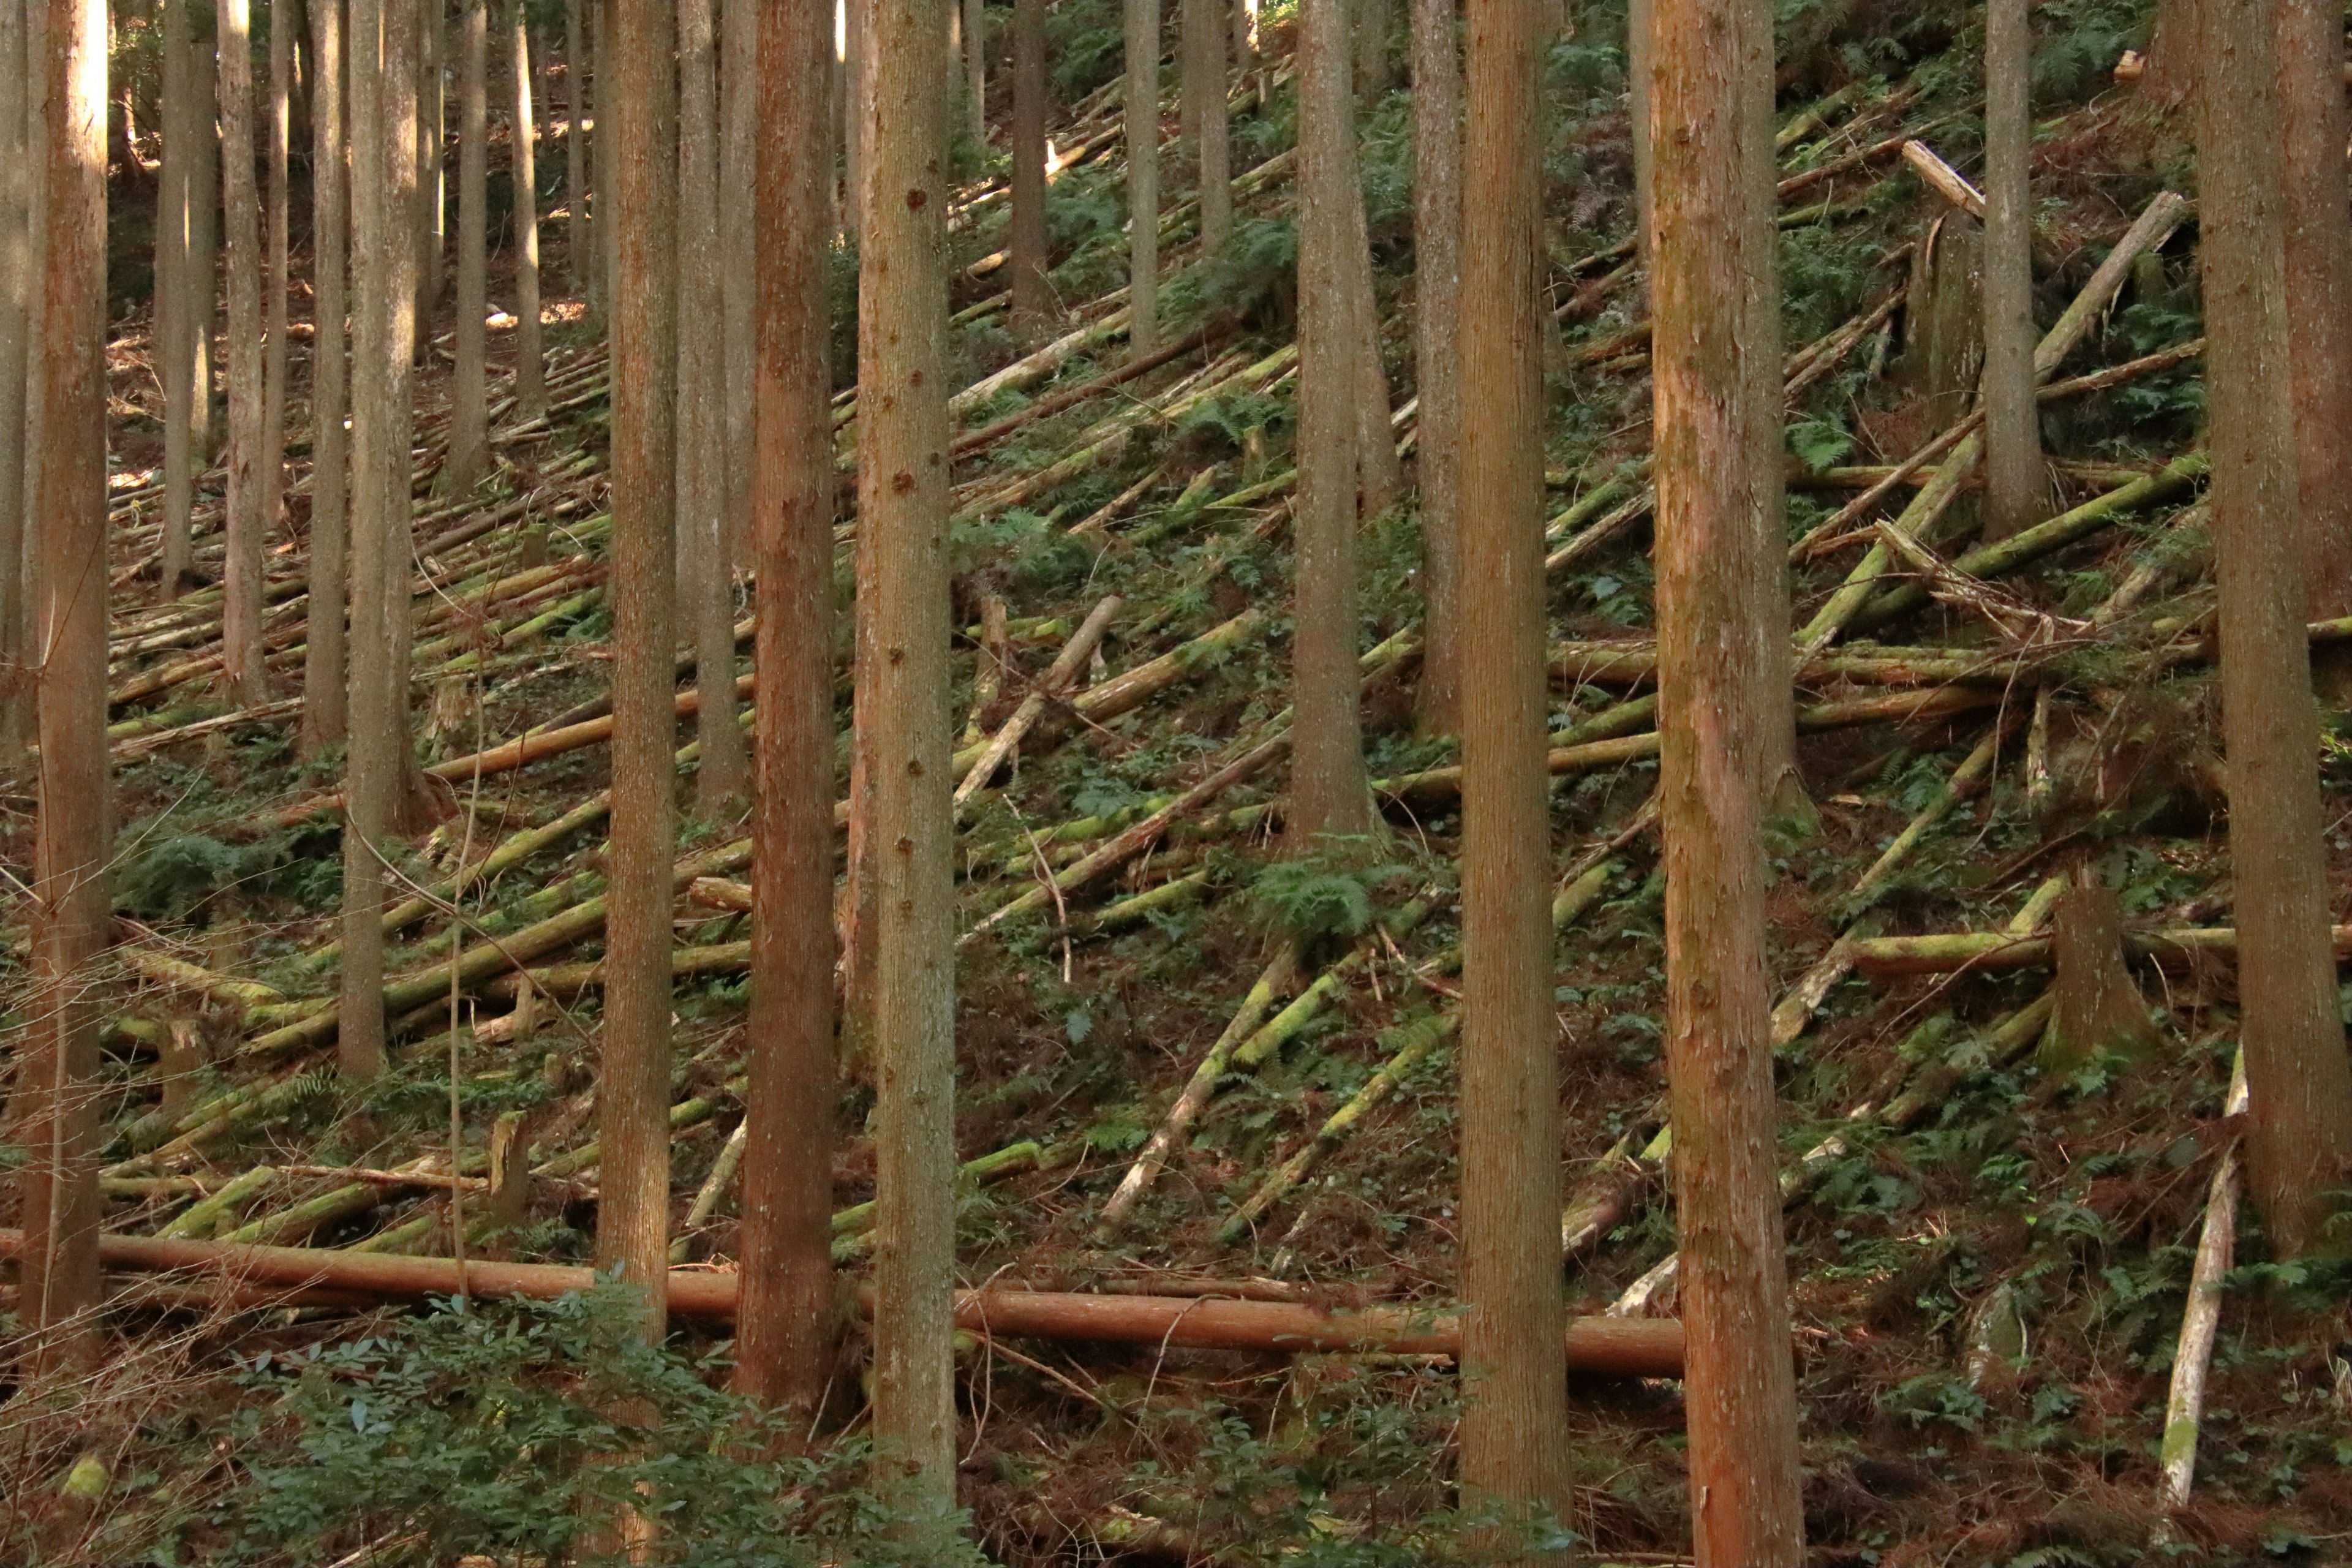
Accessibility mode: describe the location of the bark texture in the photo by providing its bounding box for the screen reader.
[732,0,840,1420]
[1409,0,1461,736]
[446,0,491,495]
[1455,0,1569,1554]
[1288,0,1371,847]
[1647,0,1807,1560]
[2274,0,2352,619]
[18,0,110,1376]
[1009,0,1050,331]
[601,0,681,1340]
[965,0,986,142]
[156,0,195,602]
[510,0,545,418]
[300,0,349,754]
[2193,0,2352,1256]
[1182,0,1229,254]
[860,0,959,1506]
[1981,0,2043,539]
[719,0,755,564]
[565,0,593,304]
[262,0,293,543]
[1125,0,1159,356]
[218,0,269,705]
[0,0,27,760]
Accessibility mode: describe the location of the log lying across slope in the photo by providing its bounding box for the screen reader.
[0,1228,1685,1377]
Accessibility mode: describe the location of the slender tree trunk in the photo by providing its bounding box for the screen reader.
[2274,0,2352,622]
[300,0,349,755]
[732,0,839,1421]
[20,0,109,1379]
[156,0,194,604]
[565,0,594,307]
[598,0,619,299]
[217,0,268,706]
[601,0,679,1341]
[841,0,861,239]
[1627,0,1649,276]
[340,0,420,1081]
[418,0,445,324]
[2195,0,2352,1257]
[1981,0,2042,540]
[443,0,487,494]
[509,0,543,417]
[1288,0,1371,847]
[679,0,744,814]
[1125,0,1158,357]
[192,38,217,463]
[1008,0,1049,332]
[1353,0,1392,100]
[262,0,292,543]
[963,0,984,142]
[1408,0,1460,736]
[1181,0,1228,254]
[718,0,753,564]
[1648,0,1806,1561]
[1344,153,1399,516]
[861,0,957,1507]
[1454,0,1567,1555]
[0,0,28,763]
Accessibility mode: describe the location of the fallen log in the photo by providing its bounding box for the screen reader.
[0,1228,1685,1376]
[1849,922,2352,976]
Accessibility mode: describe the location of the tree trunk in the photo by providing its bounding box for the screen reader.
[1288,0,1371,848]
[445,0,489,494]
[18,0,110,1378]
[719,0,754,565]
[1454,0,1567,1555]
[1008,0,1049,333]
[842,0,862,240]
[1981,0,2043,540]
[600,0,680,1341]
[678,0,745,815]
[0,0,28,764]
[1354,0,1392,100]
[418,0,445,325]
[218,0,268,706]
[1182,0,1229,254]
[156,0,195,604]
[1344,135,1399,516]
[861,0,957,1506]
[963,0,985,143]
[1125,0,1159,358]
[1648,0,1806,1561]
[1408,0,1460,737]
[339,0,421,1081]
[732,0,839,1422]
[565,0,593,307]
[300,0,349,755]
[2274,0,2352,622]
[262,0,292,544]
[509,0,543,418]
[192,37,217,463]
[2193,0,2352,1257]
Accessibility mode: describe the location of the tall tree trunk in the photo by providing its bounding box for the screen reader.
[1181,0,1228,254]
[444,0,488,494]
[861,0,957,1506]
[262,0,292,545]
[963,0,985,142]
[842,0,861,240]
[565,0,594,309]
[0,0,28,763]
[1648,0,1806,1561]
[1343,157,1399,516]
[678,0,744,814]
[509,0,543,417]
[156,0,195,604]
[1288,0,1371,847]
[19,0,110,1379]
[300,0,349,755]
[1008,0,1049,332]
[191,37,217,462]
[217,0,268,706]
[2195,0,2352,1257]
[418,0,445,325]
[1627,0,1649,276]
[2274,0,2352,623]
[1454,0,1567,1556]
[732,0,839,1421]
[718,0,754,564]
[1353,0,1392,100]
[599,0,619,296]
[1981,0,2043,540]
[1408,0,1460,737]
[601,0,680,1341]
[1125,0,1158,357]
[340,0,421,1081]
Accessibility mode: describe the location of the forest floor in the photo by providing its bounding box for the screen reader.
[7,2,2352,1565]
